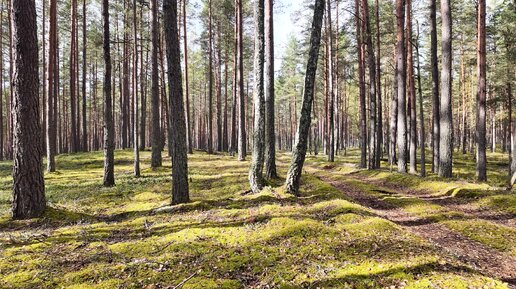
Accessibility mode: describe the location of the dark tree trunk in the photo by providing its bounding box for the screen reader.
[230,0,238,156]
[207,0,214,154]
[102,0,115,187]
[70,0,78,152]
[355,0,367,168]
[264,0,277,179]
[285,0,325,195]
[11,0,45,219]
[375,0,382,167]
[133,0,140,177]
[476,0,487,181]
[81,0,87,151]
[396,0,407,173]
[363,0,377,169]
[46,0,57,172]
[430,0,439,173]
[151,0,162,168]
[438,0,453,178]
[164,0,190,204]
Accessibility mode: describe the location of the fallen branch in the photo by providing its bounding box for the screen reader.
[172,270,199,289]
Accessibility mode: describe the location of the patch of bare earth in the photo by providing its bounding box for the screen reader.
[310,169,516,287]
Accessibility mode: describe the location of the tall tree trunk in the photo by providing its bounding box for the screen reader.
[375,0,382,166]
[183,0,192,154]
[326,0,335,163]
[285,0,325,195]
[438,0,453,178]
[406,0,417,174]
[396,0,407,173]
[164,0,190,204]
[430,0,439,173]
[355,0,367,168]
[0,0,4,160]
[363,0,377,169]
[230,0,238,156]
[151,0,162,168]
[237,0,246,161]
[249,0,265,193]
[415,23,425,177]
[11,0,45,219]
[133,0,140,177]
[81,0,87,151]
[46,0,57,172]
[102,0,115,186]
[476,0,487,181]
[264,0,277,178]
[207,0,214,154]
[70,0,78,152]
[389,47,398,169]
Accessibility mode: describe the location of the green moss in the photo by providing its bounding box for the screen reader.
[0,150,512,288]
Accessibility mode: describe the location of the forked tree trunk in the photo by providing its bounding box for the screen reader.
[285,0,325,195]
[11,0,45,219]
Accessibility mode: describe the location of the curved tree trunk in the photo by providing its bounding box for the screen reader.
[11,0,45,219]
[285,0,325,195]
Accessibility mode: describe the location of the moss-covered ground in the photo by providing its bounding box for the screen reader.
[0,149,513,288]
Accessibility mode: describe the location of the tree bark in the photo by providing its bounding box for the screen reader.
[46,0,57,172]
[237,0,246,161]
[81,0,87,151]
[476,0,487,181]
[406,0,417,174]
[70,0,78,152]
[363,0,377,169]
[249,0,265,193]
[430,0,439,173]
[326,0,335,163]
[207,0,214,154]
[151,0,162,168]
[438,0,453,178]
[133,0,140,177]
[264,0,277,179]
[355,0,367,168]
[415,23,425,177]
[102,0,115,187]
[11,0,45,219]
[396,0,407,173]
[285,0,325,195]
[164,0,190,204]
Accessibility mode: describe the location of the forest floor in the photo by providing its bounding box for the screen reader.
[0,149,515,288]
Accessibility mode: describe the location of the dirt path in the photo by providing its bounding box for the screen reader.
[351,173,516,228]
[309,168,516,287]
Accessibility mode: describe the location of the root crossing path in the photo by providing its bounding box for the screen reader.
[307,166,516,287]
